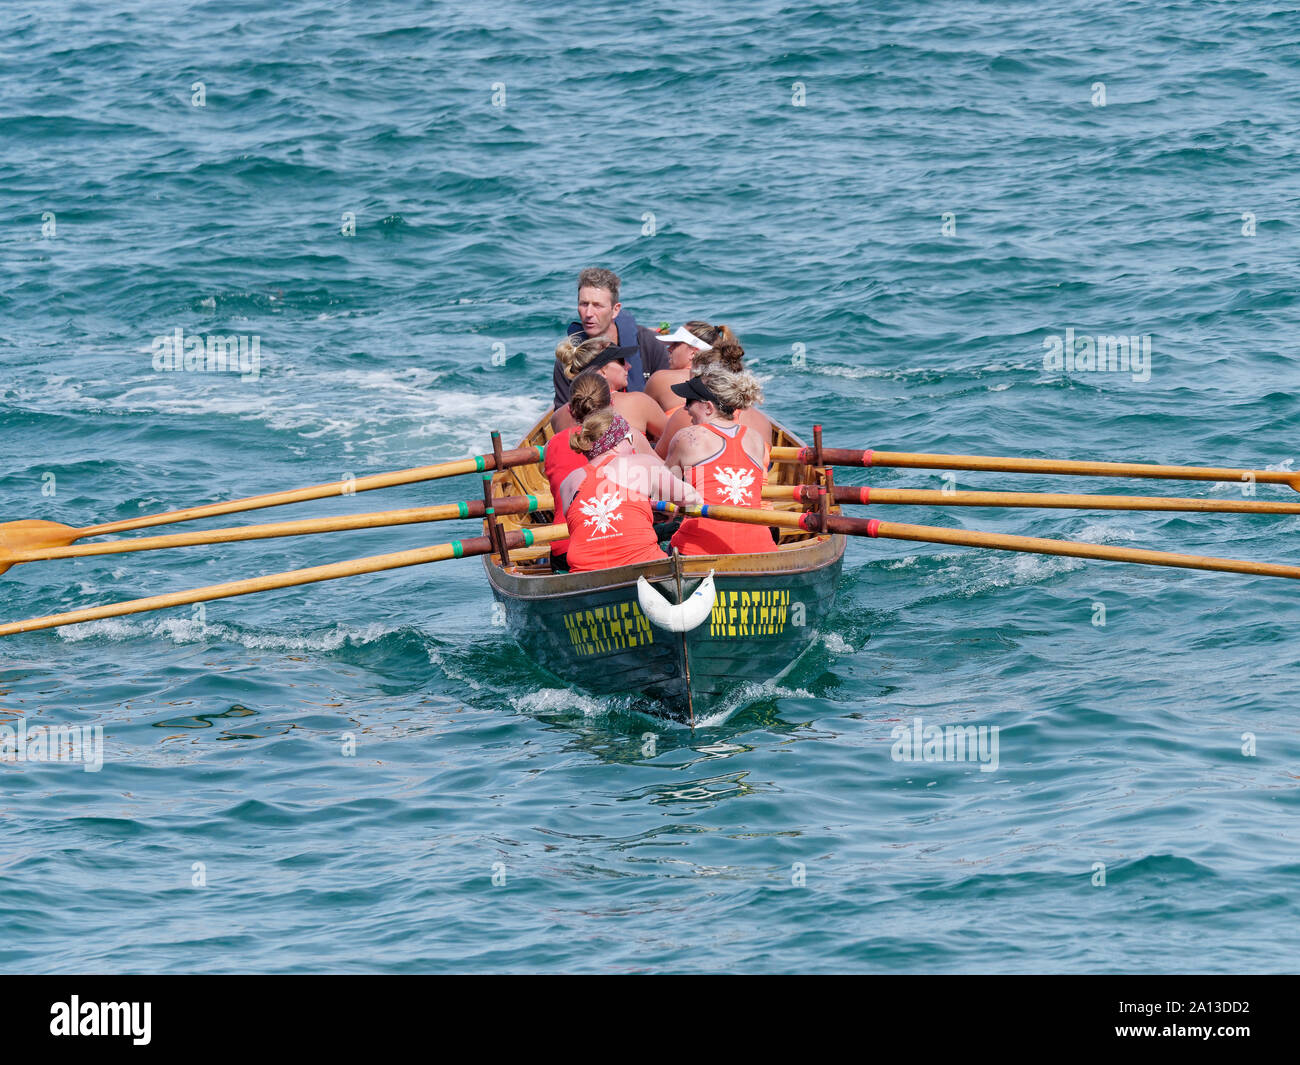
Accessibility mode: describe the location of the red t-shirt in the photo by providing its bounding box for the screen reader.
[671,423,775,556]
[565,453,666,572]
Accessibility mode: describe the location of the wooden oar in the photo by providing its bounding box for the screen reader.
[772,484,1300,514]
[653,502,1300,581]
[770,446,1300,491]
[0,495,553,571]
[0,445,547,575]
[0,524,568,638]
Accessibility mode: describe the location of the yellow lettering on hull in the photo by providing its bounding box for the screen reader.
[709,589,789,638]
[560,601,655,657]
[558,589,791,656]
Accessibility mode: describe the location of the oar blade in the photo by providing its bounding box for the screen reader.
[0,520,81,575]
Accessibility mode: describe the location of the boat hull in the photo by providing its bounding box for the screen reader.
[486,535,844,722]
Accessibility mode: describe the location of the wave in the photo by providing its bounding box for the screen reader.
[9,368,548,455]
[58,616,401,652]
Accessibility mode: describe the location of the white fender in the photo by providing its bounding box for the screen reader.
[637,571,716,633]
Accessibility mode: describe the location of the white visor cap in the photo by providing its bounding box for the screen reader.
[657,326,713,351]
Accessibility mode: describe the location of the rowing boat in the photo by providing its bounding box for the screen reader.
[3,421,1296,671]
[481,414,846,724]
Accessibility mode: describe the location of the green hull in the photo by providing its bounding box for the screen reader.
[485,535,845,723]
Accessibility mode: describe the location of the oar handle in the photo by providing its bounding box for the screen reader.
[653,501,812,530]
[78,446,546,539]
[769,446,1300,487]
[0,524,567,637]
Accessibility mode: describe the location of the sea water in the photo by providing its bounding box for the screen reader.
[1,0,1298,973]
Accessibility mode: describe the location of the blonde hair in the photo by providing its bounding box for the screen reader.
[694,365,763,416]
[568,370,612,422]
[556,335,613,380]
[570,408,617,454]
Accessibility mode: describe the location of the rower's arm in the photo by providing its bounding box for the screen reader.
[645,464,703,505]
[665,428,702,482]
[641,395,667,444]
[644,373,668,410]
[656,409,690,459]
[558,468,586,515]
[742,425,770,470]
[611,456,701,505]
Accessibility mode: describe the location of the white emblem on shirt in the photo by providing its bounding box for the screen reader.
[580,492,625,534]
[715,466,755,505]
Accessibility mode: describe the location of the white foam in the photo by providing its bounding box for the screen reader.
[425,646,484,691]
[1208,457,1294,493]
[801,361,1031,382]
[805,363,905,381]
[12,368,547,456]
[822,632,854,654]
[694,680,818,727]
[1073,520,1139,543]
[57,615,396,652]
[913,547,1084,598]
[509,686,615,717]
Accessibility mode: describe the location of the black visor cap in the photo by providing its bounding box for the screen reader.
[586,345,637,372]
[670,376,721,406]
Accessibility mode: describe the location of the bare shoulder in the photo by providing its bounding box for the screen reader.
[668,424,711,462]
[740,408,771,438]
[673,424,709,446]
[630,390,662,415]
[741,422,770,464]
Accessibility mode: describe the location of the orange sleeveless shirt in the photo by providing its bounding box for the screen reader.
[565,453,667,572]
[670,423,776,556]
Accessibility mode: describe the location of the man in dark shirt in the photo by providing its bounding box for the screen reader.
[552,267,671,409]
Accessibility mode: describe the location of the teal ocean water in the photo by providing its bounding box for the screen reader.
[2,1,1299,973]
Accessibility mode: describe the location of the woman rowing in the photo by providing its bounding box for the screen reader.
[644,322,727,412]
[664,366,776,557]
[655,337,771,459]
[562,409,702,573]
[551,336,666,444]
[545,371,653,569]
